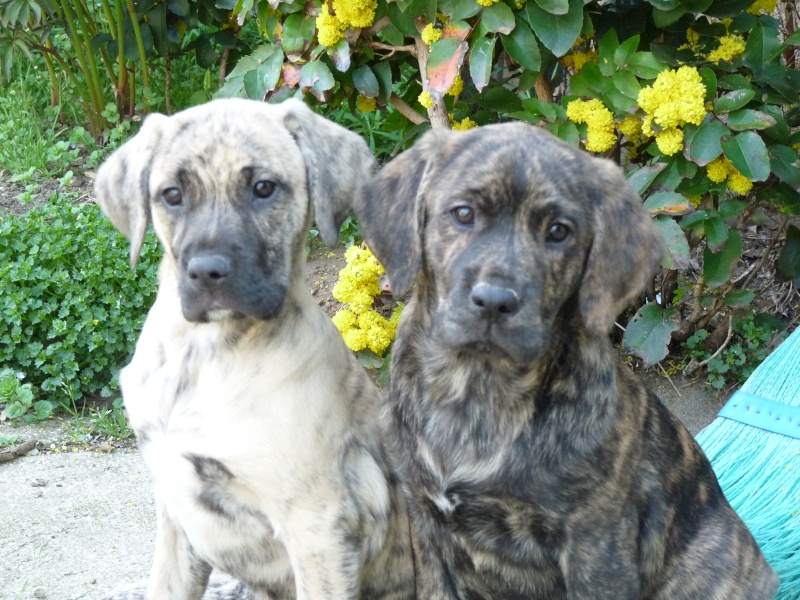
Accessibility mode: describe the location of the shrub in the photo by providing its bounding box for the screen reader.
[0,193,160,405]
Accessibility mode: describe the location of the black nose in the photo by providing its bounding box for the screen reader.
[187,255,231,285]
[471,283,519,318]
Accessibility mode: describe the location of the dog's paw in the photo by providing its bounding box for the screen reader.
[101,580,147,600]
[102,576,256,600]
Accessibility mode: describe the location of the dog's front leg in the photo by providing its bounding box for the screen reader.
[560,529,640,600]
[147,497,212,600]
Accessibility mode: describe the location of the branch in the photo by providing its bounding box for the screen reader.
[685,313,733,375]
[364,40,417,57]
[414,37,451,130]
[0,440,37,464]
[389,93,427,125]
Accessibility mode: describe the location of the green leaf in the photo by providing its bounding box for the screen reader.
[525,0,583,57]
[167,0,190,17]
[758,183,800,214]
[440,0,482,20]
[627,164,667,195]
[644,192,692,216]
[482,2,515,34]
[568,62,604,97]
[654,215,691,270]
[387,3,418,37]
[353,64,379,98]
[645,0,681,10]
[627,52,668,79]
[760,105,791,144]
[614,35,640,68]
[372,62,393,104]
[298,60,335,100]
[474,85,523,112]
[328,40,351,72]
[743,18,781,77]
[768,145,800,188]
[714,89,756,113]
[718,200,748,219]
[776,225,800,284]
[469,37,495,93]
[717,74,755,91]
[282,14,314,53]
[534,0,569,15]
[687,119,728,166]
[703,229,742,288]
[622,302,680,366]
[652,5,686,28]
[521,97,557,121]
[427,38,468,96]
[704,214,729,252]
[703,0,754,17]
[698,67,717,102]
[726,109,777,131]
[612,70,641,100]
[597,29,618,76]
[500,20,541,71]
[721,131,770,182]
[443,20,472,41]
[724,289,755,307]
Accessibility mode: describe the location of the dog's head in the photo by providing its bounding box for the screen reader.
[355,123,664,362]
[95,98,375,323]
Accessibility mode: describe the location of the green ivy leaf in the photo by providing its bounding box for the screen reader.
[776,224,800,284]
[525,0,583,57]
[622,302,680,366]
[654,215,691,270]
[500,19,541,71]
[703,229,742,288]
[714,89,756,113]
[721,130,770,182]
[469,36,495,93]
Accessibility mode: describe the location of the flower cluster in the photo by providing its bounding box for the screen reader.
[357,95,376,112]
[418,90,434,109]
[706,157,753,195]
[316,0,377,47]
[706,35,746,64]
[637,65,706,156]
[448,74,464,97]
[421,23,441,48]
[450,116,477,130]
[747,0,777,15]
[475,0,499,6]
[566,98,616,153]
[332,246,399,355]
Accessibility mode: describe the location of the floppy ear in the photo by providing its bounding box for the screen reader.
[579,157,666,335]
[353,129,451,297]
[280,99,377,247]
[94,113,171,268]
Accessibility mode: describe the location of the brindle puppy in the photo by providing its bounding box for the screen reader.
[95,98,414,600]
[354,122,778,600]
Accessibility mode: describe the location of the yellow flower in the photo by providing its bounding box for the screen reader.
[342,328,367,352]
[706,35,746,64]
[316,7,345,47]
[418,91,434,109]
[706,156,730,183]
[476,0,499,5]
[332,309,358,331]
[451,116,478,130]
[727,170,753,195]
[617,117,642,138]
[638,66,707,133]
[686,28,700,48]
[686,195,702,208]
[571,50,597,73]
[747,0,777,14]
[421,23,442,48]
[566,99,616,153]
[332,0,377,28]
[654,127,684,156]
[447,74,464,97]
[357,95,377,112]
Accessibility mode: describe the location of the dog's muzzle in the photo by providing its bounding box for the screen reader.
[470,283,520,320]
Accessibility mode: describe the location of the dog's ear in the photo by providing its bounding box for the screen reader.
[354,129,451,297]
[579,157,665,335]
[280,99,376,247]
[94,113,171,268]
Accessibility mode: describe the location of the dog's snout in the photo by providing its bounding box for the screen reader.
[187,255,231,285]
[471,283,519,318]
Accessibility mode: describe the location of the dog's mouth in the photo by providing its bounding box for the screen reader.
[179,278,288,323]
[434,317,547,364]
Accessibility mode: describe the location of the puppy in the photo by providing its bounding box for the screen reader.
[95,98,413,600]
[354,122,778,599]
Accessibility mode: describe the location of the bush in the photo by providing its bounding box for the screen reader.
[0,194,160,405]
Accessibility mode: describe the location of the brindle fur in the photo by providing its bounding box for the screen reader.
[95,98,414,600]
[354,122,778,600]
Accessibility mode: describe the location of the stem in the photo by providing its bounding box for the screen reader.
[124,0,150,92]
[165,54,173,115]
[113,0,127,113]
[41,44,61,109]
[389,93,427,125]
[414,38,450,130]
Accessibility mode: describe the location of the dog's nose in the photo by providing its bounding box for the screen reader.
[471,283,519,318]
[187,255,231,285]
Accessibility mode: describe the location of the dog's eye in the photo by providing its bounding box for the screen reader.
[253,180,276,199]
[162,187,182,206]
[546,222,571,243]
[451,206,475,226]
